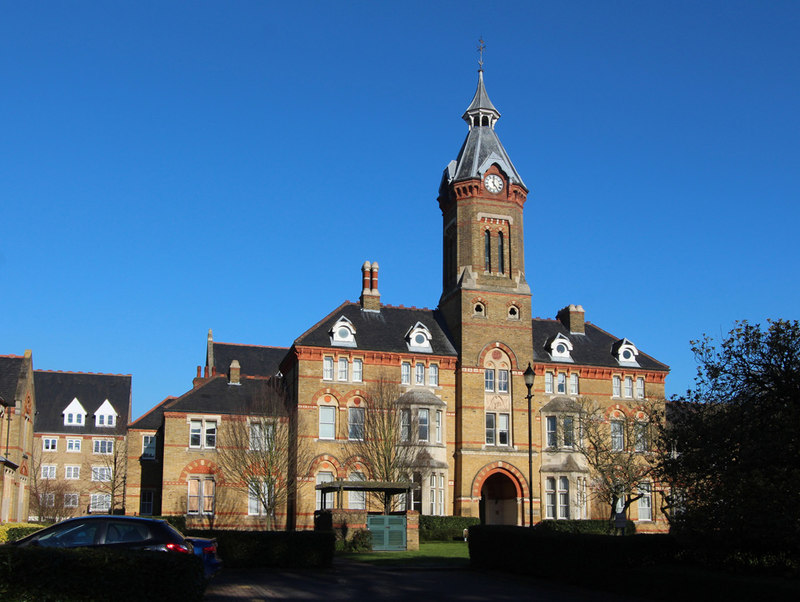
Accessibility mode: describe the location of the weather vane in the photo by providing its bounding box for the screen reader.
[477,38,485,71]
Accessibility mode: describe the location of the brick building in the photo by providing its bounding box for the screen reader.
[129,69,669,531]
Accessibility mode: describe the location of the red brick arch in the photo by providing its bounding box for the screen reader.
[311,388,342,404]
[476,342,520,371]
[342,455,370,477]
[471,461,529,500]
[179,459,222,483]
[307,454,344,478]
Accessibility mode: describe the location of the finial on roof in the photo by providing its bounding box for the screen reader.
[477,37,485,71]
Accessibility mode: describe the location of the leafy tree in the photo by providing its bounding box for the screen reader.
[657,319,800,550]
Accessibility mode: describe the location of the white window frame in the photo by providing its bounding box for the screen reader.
[65,465,80,480]
[485,413,496,445]
[93,439,113,455]
[545,372,554,394]
[187,477,215,515]
[498,413,509,446]
[638,482,652,521]
[611,420,624,451]
[428,364,439,386]
[248,479,273,516]
[437,474,445,516]
[612,375,621,397]
[64,493,79,508]
[545,477,556,519]
[557,372,566,394]
[401,362,411,385]
[435,410,442,443]
[142,435,156,459]
[558,476,570,519]
[90,493,111,512]
[563,416,575,447]
[316,471,334,510]
[624,376,633,399]
[635,421,649,452]
[636,377,645,399]
[348,407,365,441]
[249,422,274,451]
[349,471,366,510]
[400,409,411,442]
[319,405,336,440]
[418,408,429,442]
[41,465,56,480]
[484,369,495,392]
[92,466,112,482]
[415,363,425,385]
[42,492,55,507]
[189,418,217,449]
[323,357,334,381]
[352,359,363,382]
[43,437,57,452]
[569,373,579,395]
[338,357,349,381]
[67,438,81,452]
[546,416,557,448]
[497,369,509,393]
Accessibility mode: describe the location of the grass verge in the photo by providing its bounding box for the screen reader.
[337,541,469,568]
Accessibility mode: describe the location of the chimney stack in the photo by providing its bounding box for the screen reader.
[229,360,241,385]
[557,304,585,334]
[360,261,381,311]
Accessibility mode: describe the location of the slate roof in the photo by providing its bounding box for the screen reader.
[166,375,289,417]
[212,343,288,378]
[129,396,175,430]
[33,371,132,436]
[0,356,25,403]
[531,319,669,372]
[293,302,457,357]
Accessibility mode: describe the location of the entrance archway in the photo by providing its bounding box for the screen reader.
[480,472,518,525]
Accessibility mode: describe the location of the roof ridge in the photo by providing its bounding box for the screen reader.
[128,395,177,427]
[0,354,24,359]
[215,342,290,351]
[35,369,132,377]
[294,300,355,343]
[381,303,434,311]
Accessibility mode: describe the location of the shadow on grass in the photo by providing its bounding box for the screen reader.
[337,541,470,569]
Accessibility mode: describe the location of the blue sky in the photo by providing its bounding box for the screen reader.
[2,1,798,420]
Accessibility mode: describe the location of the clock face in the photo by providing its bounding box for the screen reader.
[485,174,503,193]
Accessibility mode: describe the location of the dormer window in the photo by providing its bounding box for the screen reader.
[613,338,640,367]
[330,316,357,348]
[63,398,87,427]
[548,333,574,362]
[406,323,433,353]
[94,399,118,428]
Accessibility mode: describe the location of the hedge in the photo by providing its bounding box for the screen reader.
[532,518,635,536]
[185,529,335,568]
[419,515,480,542]
[0,547,204,601]
[0,523,45,543]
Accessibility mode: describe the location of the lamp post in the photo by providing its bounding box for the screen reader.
[523,363,535,528]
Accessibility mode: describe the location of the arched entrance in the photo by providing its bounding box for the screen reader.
[479,472,518,525]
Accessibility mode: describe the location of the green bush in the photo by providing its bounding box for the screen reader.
[185,529,335,568]
[0,547,204,601]
[0,524,44,543]
[338,529,372,552]
[533,518,635,536]
[419,515,479,542]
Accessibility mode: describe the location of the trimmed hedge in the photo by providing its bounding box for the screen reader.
[419,515,480,542]
[0,546,204,601]
[0,523,45,543]
[533,518,635,536]
[185,529,335,568]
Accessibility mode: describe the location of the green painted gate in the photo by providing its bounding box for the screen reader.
[366,514,407,551]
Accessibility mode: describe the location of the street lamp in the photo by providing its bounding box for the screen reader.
[523,363,535,528]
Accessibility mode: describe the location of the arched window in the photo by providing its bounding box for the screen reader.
[498,232,505,274]
[484,230,491,272]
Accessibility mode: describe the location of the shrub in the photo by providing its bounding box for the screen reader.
[185,529,335,568]
[419,515,479,542]
[339,529,372,552]
[0,547,204,601]
[153,515,187,532]
[0,523,44,543]
[533,518,635,536]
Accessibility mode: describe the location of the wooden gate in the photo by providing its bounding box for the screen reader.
[366,514,407,551]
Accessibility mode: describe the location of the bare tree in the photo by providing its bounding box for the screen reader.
[86,437,128,513]
[346,374,423,513]
[30,455,78,523]
[572,396,659,524]
[216,378,301,530]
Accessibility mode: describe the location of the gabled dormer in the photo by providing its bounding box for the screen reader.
[613,338,640,367]
[63,398,87,427]
[330,316,357,348]
[546,333,574,362]
[94,399,118,427]
[405,322,433,353]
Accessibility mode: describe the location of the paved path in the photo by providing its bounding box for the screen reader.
[204,559,640,601]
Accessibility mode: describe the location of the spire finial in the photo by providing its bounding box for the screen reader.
[477,38,485,71]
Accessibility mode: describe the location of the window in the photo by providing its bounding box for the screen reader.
[188,478,215,515]
[577,477,588,519]
[93,439,113,455]
[353,359,363,382]
[43,438,57,452]
[636,377,645,399]
[428,364,439,386]
[485,413,496,445]
[558,477,570,519]
[563,416,575,447]
[250,422,273,451]
[545,372,554,394]
[418,409,429,442]
[635,422,649,452]
[415,363,425,385]
[64,493,79,508]
[612,375,621,397]
[400,409,411,441]
[248,480,273,516]
[316,471,334,510]
[142,435,156,459]
[484,369,495,392]
[323,357,334,380]
[96,413,115,427]
[349,472,366,510]
[189,419,217,449]
[90,493,111,512]
[638,483,652,521]
[498,231,505,274]
[65,465,80,480]
[42,493,55,507]
[624,376,633,398]
[429,474,436,515]
[498,413,509,446]
[557,373,566,394]
[140,490,154,515]
[611,420,624,451]
[348,407,365,441]
[569,373,579,395]
[67,438,81,452]
[319,406,336,440]
[435,410,442,443]
[498,369,509,393]
[484,230,491,272]
[92,466,111,482]
[545,477,556,519]
[546,416,557,448]
[41,465,56,480]
[438,474,445,515]
[401,362,411,385]
[338,358,348,381]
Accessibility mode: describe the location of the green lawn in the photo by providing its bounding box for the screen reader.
[338,541,470,568]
